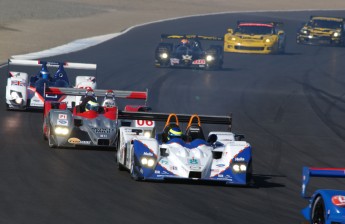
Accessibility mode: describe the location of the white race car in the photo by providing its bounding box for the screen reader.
[116,112,253,186]
[5,59,97,110]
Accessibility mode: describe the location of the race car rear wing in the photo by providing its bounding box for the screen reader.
[44,87,148,100]
[118,111,232,130]
[301,167,345,198]
[237,21,284,27]
[160,34,223,41]
[8,59,97,70]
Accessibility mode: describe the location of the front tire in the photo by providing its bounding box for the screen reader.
[311,195,326,224]
[47,124,57,148]
[130,158,141,181]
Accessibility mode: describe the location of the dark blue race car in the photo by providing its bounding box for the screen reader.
[301,167,345,224]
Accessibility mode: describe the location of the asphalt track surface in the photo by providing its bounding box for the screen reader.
[1,10,345,224]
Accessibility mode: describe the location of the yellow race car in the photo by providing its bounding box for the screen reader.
[224,21,286,54]
[296,16,345,46]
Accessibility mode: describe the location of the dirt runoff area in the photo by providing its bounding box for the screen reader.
[1,0,345,62]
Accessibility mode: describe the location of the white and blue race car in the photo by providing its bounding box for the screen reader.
[116,112,252,186]
[5,59,97,110]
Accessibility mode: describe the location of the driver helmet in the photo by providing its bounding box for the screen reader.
[167,126,183,140]
[180,39,189,45]
[85,99,100,112]
[102,98,116,108]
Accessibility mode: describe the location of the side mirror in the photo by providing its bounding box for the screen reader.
[277,30,284,35]
[74,119,83,127]
[235,134,245,141]
[160,147,169,157]
[207,134,218,144]
[227,28,233,34]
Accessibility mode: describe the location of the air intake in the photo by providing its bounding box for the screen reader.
[98,139,110,146]
[189,171,201,179]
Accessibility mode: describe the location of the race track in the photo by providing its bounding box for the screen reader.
[1,10,345,223]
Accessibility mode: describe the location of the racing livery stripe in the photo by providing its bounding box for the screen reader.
[127,92,147,99]
[309,167,345,171]
[28,86,45,102]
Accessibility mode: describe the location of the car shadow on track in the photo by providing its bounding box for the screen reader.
[133,173,285,189]
[251,174,285,189]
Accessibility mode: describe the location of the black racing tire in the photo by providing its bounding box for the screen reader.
[116,151,127,171]
[246,160,253,185]
[43,118,48,140]
[130,158,142,181]
[311,195,326,224]
[47,124,57,148]
[278,42,285,54]
[117,160,127,171]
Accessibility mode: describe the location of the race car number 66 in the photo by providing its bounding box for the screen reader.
[136,120,154,126]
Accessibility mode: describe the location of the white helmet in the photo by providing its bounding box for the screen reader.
[102,99,116,108]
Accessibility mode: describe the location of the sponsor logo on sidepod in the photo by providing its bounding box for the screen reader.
[68,138,81,144]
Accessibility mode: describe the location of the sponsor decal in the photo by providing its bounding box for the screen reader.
[91,128,115,134]
[218,174,224,178]
[140,168,144,174]
[144,152,153,156]
[160,159,168,165]
[100,134,108,138]
[211,169,220,172]
[80,141,91,145]
[192,59,206,65]
[46,94,58,99]
[190,165,202,171]
[170,166,178,171]
[154,170,160,174]
[57,119,68,126]
[68,138,81,144]
[332,195,345,207]
[170,58,179,64]
[182,55,192,60]
[188,158,199,165]
[216,164,226,167]
[11,80,25,86]
[235,157,245,162]
[58,114,67,120]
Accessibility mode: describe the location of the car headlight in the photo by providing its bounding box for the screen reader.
[141,157,148,165]
[147,158,155,167]
[301,29,308,34]
[334,32,340,37]
[143,131,151,138]
[160,53,168,59]
[54,126,69,135]
[11,91,19,99]
[240,164,247,171]
[233,164,240,172]
[232,163,247,173]
[206,55,214,62]
[231,37,236,41]
[10,91,23,105]
[140,156,156,168]
[15,98,23,104]
[265,38,271,43]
